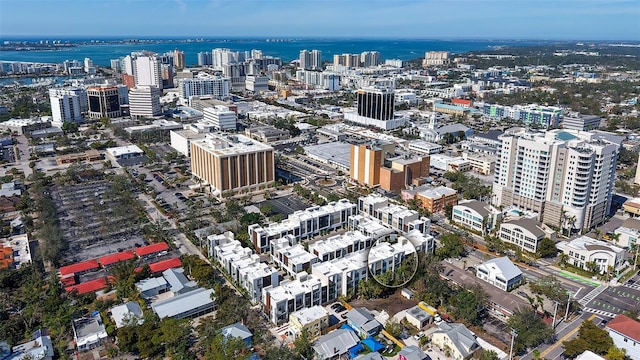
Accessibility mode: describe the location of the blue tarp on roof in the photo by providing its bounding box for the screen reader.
[341,323,357,333]
[349,343,364,359]
[361,336,385,352]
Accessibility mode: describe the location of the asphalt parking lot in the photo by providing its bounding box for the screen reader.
[586,286,640,317]
[258,194,310,217]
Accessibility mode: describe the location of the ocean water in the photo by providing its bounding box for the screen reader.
[0,38,550,66]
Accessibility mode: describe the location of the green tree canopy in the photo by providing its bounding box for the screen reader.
[507,309,554,354]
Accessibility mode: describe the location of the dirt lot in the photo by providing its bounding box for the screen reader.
[349,289,419,316]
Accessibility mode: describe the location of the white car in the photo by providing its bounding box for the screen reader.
[413,332,424,340]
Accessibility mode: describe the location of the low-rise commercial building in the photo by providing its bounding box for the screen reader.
[556,236,625,274]
[499,217,554,253]
[476,257,523,292]
[245,125,290,143]
[202,105,237,131]
[151,287,216,319]
[461,152,496,175]
[415,186,458,213]
[613,218,640,248]
[451,200,500,235]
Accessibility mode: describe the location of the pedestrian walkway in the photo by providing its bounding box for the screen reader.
[578,284,608,306]
[559,270,601,287]
[582,307,617,318]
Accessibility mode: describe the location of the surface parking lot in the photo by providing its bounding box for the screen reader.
[53,180,147,264]
[258,194,310,218]
[585,286,640,317]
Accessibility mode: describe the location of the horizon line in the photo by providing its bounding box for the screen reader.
[1,35,639,43]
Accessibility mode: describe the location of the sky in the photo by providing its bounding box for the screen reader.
[1,0,639,40]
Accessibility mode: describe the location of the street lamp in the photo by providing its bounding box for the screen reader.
[509,328,518,360]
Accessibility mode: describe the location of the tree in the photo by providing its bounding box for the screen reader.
[436,233,465,259]
[477,349,500,360]
[293,329,314,360]
[259,203,275,216]
[385,319,403,338]
[507,309,554,354]
[563,320,614,357]
[605,346,627,360]
[451,285,488,325]
[536,238,558,258]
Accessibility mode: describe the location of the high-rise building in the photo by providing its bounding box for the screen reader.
[178,76,230,99]
[129,86,161,119]
[173,49,185,70]
[110,59,121,72]
[49,88,82,124]
[133,56,163,90]
[161,64,174,89]
[87,86,122,119]
[299,49,322,70]
[84,57,94,73]
[197,52,213,66]
[360,51,381,67]
[190,133,274,195]
[203,105,237,131]
[492,128,621,233]
[357,87,394,121]
[423,51,450,67]
[251,49,263,59]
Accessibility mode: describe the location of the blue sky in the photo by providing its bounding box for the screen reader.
[1,0,639,40]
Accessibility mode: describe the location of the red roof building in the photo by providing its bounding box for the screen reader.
[134,242,169,257]
[99,251,135,267]
[148,257,182,273]
[59,259,100,276]
[65,277,108,294]
[452,98,473,108]
[607,314,640,341]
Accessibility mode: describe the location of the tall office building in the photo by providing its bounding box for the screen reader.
[190,133,274,195]
[299,49,322,70]
[133,56,163,90]
[360,51,381,67]
[492,128,621,233]
[178,76,230,99]
[349,141,395,187]
[87,86,122,119]
[84,57,94,73]
[357,87,394,121]
[197,52,213,66]
[129,86,161,119]
[49,88,82,124]
[173,49,185,70]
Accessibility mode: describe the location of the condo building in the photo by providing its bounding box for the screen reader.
[128,86,161,119]
[492,128,621,232]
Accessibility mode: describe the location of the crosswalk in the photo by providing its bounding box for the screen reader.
[582,307,617,318]
[623,283,640,291]
[578,284,608,306]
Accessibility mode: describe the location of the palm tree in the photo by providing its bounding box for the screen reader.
[594,229,602,240]
[559,253,569,266]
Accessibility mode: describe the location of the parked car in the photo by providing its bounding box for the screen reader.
[413,332,424,340]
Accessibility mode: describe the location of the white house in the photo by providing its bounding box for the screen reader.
[476,257,523,292]
[606,314,640,360]
[431,322,481,360]
[556,236,625,274]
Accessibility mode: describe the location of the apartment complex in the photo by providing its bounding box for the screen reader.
[178,76,230,99]
[269,236,318,276]
[482,104,562,128]
[262,273,324,324]
[289,306,329,340]
[357,194,432,236]
[423,51,451,67]
[190,133,274,195]
[49,88,83,123]
[492,128,621,232]
[299,49,323,70]
[248,199,357,253]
